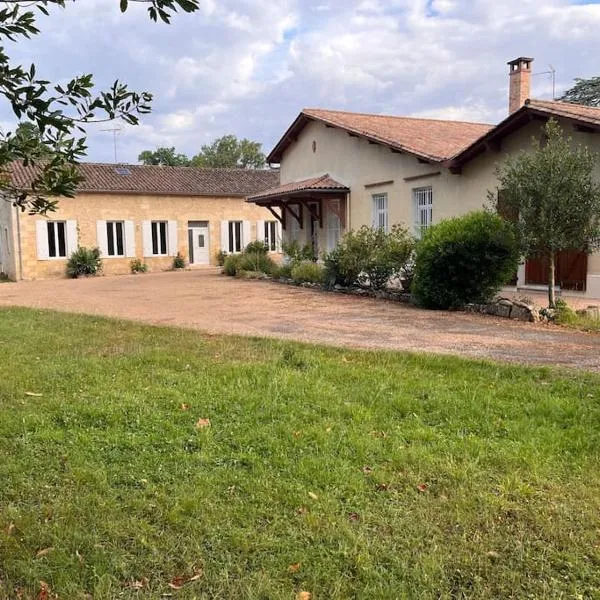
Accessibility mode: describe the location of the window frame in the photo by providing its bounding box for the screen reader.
[372,193,389,233]
[228,220,243,253]
[264,220,278,252]
[413,186,433,237]
[47,220,67,259]
[106,220,125,257]
[151,220,168,256]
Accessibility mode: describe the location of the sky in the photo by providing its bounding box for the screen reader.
[5,0,600,164]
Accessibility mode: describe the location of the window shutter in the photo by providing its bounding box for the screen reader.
[220,221,229,252]
[142,221,152,257]
[36,220,49,260]
[167,220,178,256]
[66,220,78,255]
[124,221,136,257]
[242,221,251,248]
[275,221,282,252]
[256,220,265,242]
[96,220,108,256]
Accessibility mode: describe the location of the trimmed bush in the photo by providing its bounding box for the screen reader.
[173,252,186,269]
[412,211,520,309]
[291,261,326,284]
[244,240,268,255]
[282,240,314,263]
[216,250,228,266]
[130,259,148,274]
[237,252,276,275]
[324,225,415,290]
[66,247,102,278]
[223,254,241,276]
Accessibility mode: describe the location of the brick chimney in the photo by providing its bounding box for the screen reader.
[507,57,533,114]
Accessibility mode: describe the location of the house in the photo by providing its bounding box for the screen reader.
[248,57,600,299]
[0,163,280,280]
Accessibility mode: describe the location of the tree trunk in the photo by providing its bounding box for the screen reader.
[548,251,556,308]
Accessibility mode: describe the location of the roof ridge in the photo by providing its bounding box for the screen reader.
[303,107,493,127]
[71,162,279,173]
[527,98,600,111]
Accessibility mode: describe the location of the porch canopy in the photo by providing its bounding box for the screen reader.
[246,173,349,231]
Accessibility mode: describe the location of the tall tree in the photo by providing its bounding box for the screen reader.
[138,147,190,166]
[560,76,600,107]
[191,135,266,169]
[493,119,600,308]
[0,0,198,215]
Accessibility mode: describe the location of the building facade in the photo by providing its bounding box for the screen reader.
[0,163,281,280]
[248,57,600,299]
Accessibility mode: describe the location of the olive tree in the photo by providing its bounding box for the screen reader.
[494,119,600,307]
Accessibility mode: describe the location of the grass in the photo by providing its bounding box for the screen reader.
[554,299,600,333]
[1,308,600,599]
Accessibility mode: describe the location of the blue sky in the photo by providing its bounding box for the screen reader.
[5,0,600,164]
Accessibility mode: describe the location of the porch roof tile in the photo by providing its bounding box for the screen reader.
[247,173,349,203]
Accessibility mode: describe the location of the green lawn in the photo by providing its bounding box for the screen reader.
[1,308,600,599]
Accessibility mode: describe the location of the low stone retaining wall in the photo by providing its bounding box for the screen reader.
[464,297,539,322]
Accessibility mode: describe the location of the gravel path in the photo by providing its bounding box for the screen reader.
[1,269,599,371]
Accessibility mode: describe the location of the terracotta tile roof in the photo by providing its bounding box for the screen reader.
[525,98,600,126]
[247,173,348,202]
[8,162,280,197]
[449,99,600,168]
[268,108,493,163]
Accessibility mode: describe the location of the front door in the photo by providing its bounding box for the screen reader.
[188,224,210,265]
[525,250,588,291]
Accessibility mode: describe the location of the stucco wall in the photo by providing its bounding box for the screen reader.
[16,192,276,280]
[279,116,600,294]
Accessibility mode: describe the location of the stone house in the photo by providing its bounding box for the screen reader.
[0,163,280,280]
[248,57,600,299]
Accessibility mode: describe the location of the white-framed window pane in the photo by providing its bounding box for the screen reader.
[47,221,67,258]
[264,220,277,252]
[372,193,388,232]
[151,220,168,255]
[413,187,433,237]
[228,221,242,253]
[106,221,125,256]
[327,203,341,251]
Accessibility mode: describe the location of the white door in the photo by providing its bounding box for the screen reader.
[189,225,210,265]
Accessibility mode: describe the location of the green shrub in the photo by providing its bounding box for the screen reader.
[173,252,185,269]
[291,261,326,284]
[273,263,293,279]
[130,258,148,274]
[216,250,228,266]
[282,240,314,263]
[223,254,241,276]
[66,247,102,278]
[245,240,268,255]
[412,211,520,309]
[324,225,415,290]
[237,251,276,275]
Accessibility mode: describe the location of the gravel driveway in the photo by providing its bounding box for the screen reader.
[1,269,599,371]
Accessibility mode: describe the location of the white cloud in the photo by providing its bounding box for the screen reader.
[2,0,598,163]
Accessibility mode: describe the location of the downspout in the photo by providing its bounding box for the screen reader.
[15,205,23,280]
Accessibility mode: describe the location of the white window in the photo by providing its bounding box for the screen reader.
[264,221,280,252]
[151,221,168,255]
[36,220,77,260]
[106,221,125,256]
[372,193,388,232]
[327,202,341,251]
[413,187,433,237]
[228,221,243,253]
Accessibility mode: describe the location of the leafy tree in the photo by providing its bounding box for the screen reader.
[138,146,190,166]
[0,0,198,214]
[560,76,600,107]
[191,135,266,169]
[493,119,600,307]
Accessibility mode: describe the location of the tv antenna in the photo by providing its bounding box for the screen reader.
[101,126,122,163]
[533,65,556,100]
